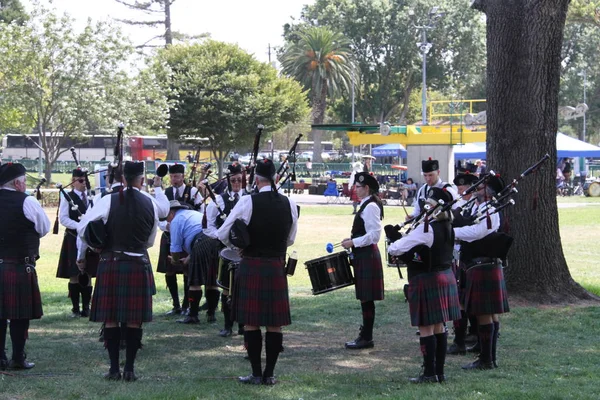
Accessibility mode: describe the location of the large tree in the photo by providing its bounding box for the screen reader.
[154,41,309,177]
[279,26,354,162]
[473,0,597,302]
[0,6,170,182]
[285,0,487,125]
[114,0,207,160]
[0,0,27,24]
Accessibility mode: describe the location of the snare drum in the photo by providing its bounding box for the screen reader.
[305,251,354,295]
[217,248,241,290]
[584,181,600,197]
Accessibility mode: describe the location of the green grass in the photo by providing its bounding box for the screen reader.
[1,203,600,399]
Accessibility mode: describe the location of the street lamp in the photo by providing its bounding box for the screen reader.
[412,7,445,125]
[577,70,588,142]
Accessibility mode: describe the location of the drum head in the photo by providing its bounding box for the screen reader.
[220,247,241,263]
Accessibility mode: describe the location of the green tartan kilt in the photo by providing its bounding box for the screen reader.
[0,260,43,320]
[90,252,155,323]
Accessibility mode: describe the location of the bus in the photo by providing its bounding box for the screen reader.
[1,134,210,162]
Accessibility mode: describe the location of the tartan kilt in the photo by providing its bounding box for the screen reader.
[188,233,221,286]
[56,230,79,278]
[464,261,510,316]
[0,260,43,320]
[90,252,155,323]
[156,232,185,274]
[407,268,461,327]
[352,245,384,301]
[232,256,291,327]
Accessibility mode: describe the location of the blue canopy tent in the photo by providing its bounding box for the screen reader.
[371,143,407,158]
[453,133,600,159]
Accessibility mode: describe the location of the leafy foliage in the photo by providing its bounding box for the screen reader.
[153,41,309,175]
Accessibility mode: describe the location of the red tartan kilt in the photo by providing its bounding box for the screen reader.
[232,256,291,327]
[0,261,43,320]
[407,268,461,327]
[188,233,220,286]
[352,245,384,301]
[350,186,359,202]
[56,231,79,278]
[156,232,185,274]
[90,252,155,323]
[464,262,510,316]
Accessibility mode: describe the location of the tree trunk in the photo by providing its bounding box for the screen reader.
[482,0,597,302]
[164,0,173,46]
[310,79,328,163]
[166,133,180,161]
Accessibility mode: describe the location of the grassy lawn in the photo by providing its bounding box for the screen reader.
[1,203,599,399]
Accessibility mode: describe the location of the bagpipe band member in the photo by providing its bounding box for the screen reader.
[447,171,479,356]
[341,172,384,350]
[56,168,97,318]
[409,158,457,221]
[77,161,169,381]
[163,200,203,324]
[0,162,51,370]
[202,162,244,337]
[157,163,201,317]
[217,158,298,386]
[388,187,461,384]
[455,174,510,371]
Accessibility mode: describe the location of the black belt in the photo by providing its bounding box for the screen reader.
[0,256,36,264]
[467,257,497,268]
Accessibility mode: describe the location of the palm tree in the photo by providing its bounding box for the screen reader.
[280,26,354,162]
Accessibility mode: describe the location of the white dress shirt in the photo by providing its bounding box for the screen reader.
[352,197,382,248]
[453,202,500,242]
[387,223,433,256]
[217,186,298,249]
[411,179,458,217]
[204,190,242,239]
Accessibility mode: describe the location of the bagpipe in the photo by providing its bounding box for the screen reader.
[245,124,264,193]
[276,134,303,192]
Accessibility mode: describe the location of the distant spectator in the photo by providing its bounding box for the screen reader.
[475,160,486,176]
[186,151,194,163]
[402,178,417,205]
[305,158,312,175]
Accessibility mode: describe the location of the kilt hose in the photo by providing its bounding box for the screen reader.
[407,268,461,327]
[0,260,43,320]
[90,252,156,323]
[464,261,510,316]
[156,232,185,274]
[351,244,384,301]
[188,232,221,287]
[232,256,291,327]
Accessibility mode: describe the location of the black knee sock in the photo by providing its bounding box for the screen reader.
[9,319,29,361]
[468,315,478,336]
[419,335,436,377]
[124,327,143,373]
[244,330,263,377]
[206,289,220,316]
[188,289,202,317]
[454,310,468,346]
[492,321,500,363]
[104,327,121,373]
[165,275,180,309]
[478,323,494,362]
[221,294,232,330]
[81,286,92,311]
[68,282,80,313]
[182,275,189,310]
[360,301,375,341]
[435,332,448,376]
[0,319,7,360]
[263,332,283,379]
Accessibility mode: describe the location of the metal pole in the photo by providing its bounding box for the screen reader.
[421,29,427,125]
[583,70,587,142]
[38,146,43,177]
[352,70,355,160]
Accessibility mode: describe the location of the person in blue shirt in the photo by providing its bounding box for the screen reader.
[166,200,204,323]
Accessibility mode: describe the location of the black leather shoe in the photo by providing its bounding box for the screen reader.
[80,309,89,318]
[437,374,446,383]
[447,343,467,355]
[70,310,81,318]
[344,337,374,349]
[467,343,480,353]
[123,371,138,382]
[409,374,438,384]
[8,359,35,370]
[219,328,232,337]
[165,307,182,316]
[177,316,200,324]
[263,376,277,385]
[0,358,7,371]
[206,313,216,323]
[103,370,121,380]
[462,358,494,370]
[238,375,262,385]
[181,308,190,316]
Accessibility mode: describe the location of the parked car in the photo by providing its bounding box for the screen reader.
[298,151,331,161]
